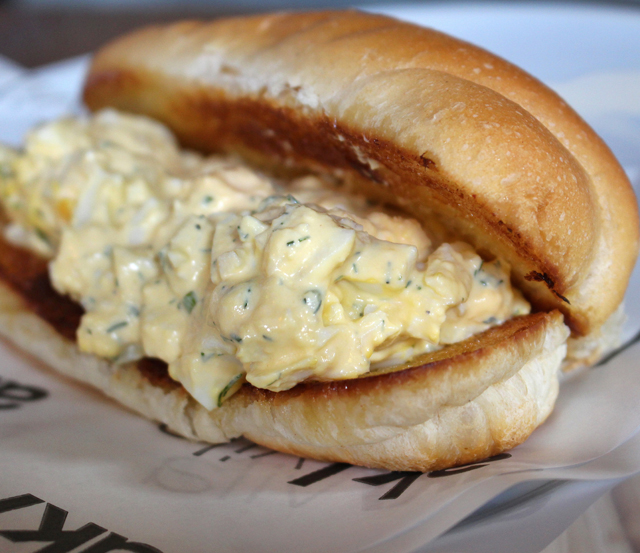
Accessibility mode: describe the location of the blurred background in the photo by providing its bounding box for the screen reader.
[0,0,639,67]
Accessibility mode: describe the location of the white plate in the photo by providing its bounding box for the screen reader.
[2,3,640,553]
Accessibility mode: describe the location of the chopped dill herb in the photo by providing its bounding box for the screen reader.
[200,351,221,362]
[303,289,322,314]
[217,373,244,407]
[266,372,283,387]
[180,291,197,314]
[107,321,128,333]
[385,261,392,284]
[35,228,50,245]
[243,286,252,309]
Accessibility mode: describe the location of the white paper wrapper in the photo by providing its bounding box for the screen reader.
[1,5,640,552]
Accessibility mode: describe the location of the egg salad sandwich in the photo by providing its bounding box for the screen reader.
[0,11,637,471]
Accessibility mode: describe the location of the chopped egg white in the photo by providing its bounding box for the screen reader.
[0,110,530,410]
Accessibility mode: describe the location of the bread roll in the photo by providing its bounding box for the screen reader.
[0,11,636,470]
[84,10,639,339]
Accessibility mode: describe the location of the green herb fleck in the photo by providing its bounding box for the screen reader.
[200,351,221,362]
[385,261,392,284]
[262,334,273,342]
[217,373,244,407]
[303,289,322,315]
[266,372,283,387]
[107,321,128,333]
[180,291,197,314]
[298,236,310,243]
[243,287,252,309]
[35,228,50,245]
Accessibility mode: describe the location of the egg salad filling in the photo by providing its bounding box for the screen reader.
[0,109,530,410]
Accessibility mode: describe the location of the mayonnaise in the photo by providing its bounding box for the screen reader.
[0,110,530,410]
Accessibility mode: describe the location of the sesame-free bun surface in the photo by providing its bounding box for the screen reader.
[0,277,568,471]
[83,10,639,338]
[0,222,568,470]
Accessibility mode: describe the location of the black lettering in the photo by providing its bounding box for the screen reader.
[250,450,276,459]
[353,471,422,500]
[81,532,163,553]
[427,453,512,478]
[0,494,44,513]
[192,443,224,457]
[0,379,48,409]
[288,463,351,486]
[428,463,488,477]
[0,503,106,553]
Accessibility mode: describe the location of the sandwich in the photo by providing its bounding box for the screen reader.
[0,11,637,471]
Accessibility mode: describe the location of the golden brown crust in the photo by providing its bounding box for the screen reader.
[83,10,639,337]
[0,274,568,471]
[1,10,632,471]
[0,213,568,470]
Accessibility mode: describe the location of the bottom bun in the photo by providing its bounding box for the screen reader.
[0,277,568,471]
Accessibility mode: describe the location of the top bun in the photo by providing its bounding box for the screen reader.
[83,10,639,337]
